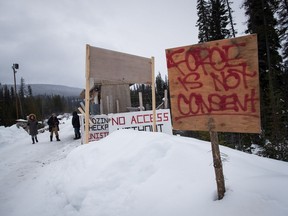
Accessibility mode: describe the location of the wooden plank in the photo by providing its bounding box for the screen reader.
[139,92,143,111]
[101,84,131,114]
[164,89,168,109]
[151,57,157,132]
[85,44,91,144]
[166,34,261,133]
[89,46,152,84]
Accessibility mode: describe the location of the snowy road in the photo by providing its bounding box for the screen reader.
[0,119,80,215]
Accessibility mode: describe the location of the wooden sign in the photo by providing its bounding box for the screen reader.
[166,34,261,133]
[108,109,173,135]
[89,46,152,84]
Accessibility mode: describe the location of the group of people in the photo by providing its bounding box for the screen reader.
[27,111,81,144]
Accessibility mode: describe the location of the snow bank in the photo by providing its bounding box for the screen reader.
[1,119,288,216]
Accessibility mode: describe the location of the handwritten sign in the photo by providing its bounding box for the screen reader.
[80,114,109,142]
[108,109,173,135]
[166,34,260,133]
[80,110,172,143]
[89,115,109,141]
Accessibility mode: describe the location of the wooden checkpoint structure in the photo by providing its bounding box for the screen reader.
[166,34,260,200]
[84,45,156,144]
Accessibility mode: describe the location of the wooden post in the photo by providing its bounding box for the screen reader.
[94,92,99,104]
[139,92,143,111]
[109,95,114,113]
[151,57,156,132]
[164,89,168,109]
[100,98,103,114]
[116,99,120,113]
[84,44,91,144]
[106,96,110,114]
[208,118,226,200]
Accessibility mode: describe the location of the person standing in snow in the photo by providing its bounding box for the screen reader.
[72,111,81,139]
[47,113,60,141]
[27,113,38,144]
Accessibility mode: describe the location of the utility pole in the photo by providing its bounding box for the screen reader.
[12,63,19,119]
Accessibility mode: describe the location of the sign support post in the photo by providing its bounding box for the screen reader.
[84,44,91,144]
[151,57,156,132]
[208,118,225,200]
[139,92,143,111]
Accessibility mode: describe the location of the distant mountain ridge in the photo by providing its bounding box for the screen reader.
[30,84,83,97]
[4,84,83,97]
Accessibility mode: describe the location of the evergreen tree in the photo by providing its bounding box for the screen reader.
[28,85,33,97]
[155,72,165,106]
[277,0,288,160]
[130,84,140,107]
[19,77,27,99]
[196,0,211,42]
[225,0,237,37]
[142,84,152,110]
[52,95,63,114]
[197,0,236,42]
[277,0,288,67]
[0,84,4,125]
[243,0,287,160]
[209,0,231,40]
[277,0,288,60]
[18,77,27,118]
[0,85,14,126]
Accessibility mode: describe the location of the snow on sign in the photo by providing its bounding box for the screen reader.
[108,109,173,135]
[166,34,261,133]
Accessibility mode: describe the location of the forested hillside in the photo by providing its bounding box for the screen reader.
[0,80,82,126]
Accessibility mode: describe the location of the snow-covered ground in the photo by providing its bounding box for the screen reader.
[0,116,288,216]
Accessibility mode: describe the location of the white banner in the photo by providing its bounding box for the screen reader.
[80,110,173,143]
[108,109,172,135]
[80,114,109,142]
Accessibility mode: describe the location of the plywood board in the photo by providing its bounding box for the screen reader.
[101,84,131,114]
[166,34,261,133]
[89,46,152,84]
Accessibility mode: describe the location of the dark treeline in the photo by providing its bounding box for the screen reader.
[0,78,81,126]
[195,0,288,161]
[1,74,169,126]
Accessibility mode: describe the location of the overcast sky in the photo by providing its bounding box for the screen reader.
[0,0,247,88]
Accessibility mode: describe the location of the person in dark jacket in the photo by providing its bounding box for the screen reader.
[27,113,38,144]
[47,113,60,141]
[72,111,81,139]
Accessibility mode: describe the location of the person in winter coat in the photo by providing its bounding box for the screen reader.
[27,113,38,144]
[47,113,60,141]
[72,111,81,139]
